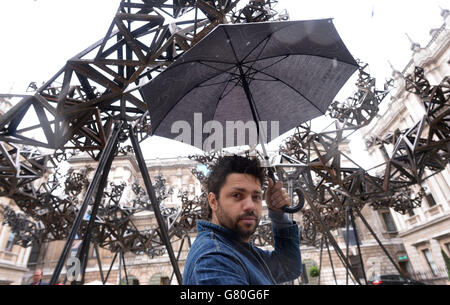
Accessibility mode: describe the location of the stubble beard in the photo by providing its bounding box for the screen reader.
[215,200,260,242]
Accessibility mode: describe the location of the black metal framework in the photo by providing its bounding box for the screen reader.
[49,121,182,285]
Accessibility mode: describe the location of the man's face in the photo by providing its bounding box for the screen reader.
[33,270,42,283]
[209,173,263,242]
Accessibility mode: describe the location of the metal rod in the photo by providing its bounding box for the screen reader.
[354,208,404,275]
[170,236,187,283]
[324,235,338,285]
[350,208,368,285]
[318,235,324,285]
[119,250,122,285]
[77,136,118,284]
[121,250,129,285]
[345,206,350,285]
[128,125,183,284]
[93,242,105,285]
[104,251,118,285]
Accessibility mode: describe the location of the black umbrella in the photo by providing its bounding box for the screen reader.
[140,19,358,212]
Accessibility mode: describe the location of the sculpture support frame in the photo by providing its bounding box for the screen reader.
[49,120,183,285]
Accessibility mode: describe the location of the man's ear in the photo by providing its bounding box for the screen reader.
[208,192,218,212]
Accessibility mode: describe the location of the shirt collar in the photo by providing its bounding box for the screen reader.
[196,220,249,245]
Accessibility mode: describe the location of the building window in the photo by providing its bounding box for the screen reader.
[424,193,437,208]
[342,226,362,246]
[5,232,15,252]
[422,249,438,276]
[381,211,397,232]
[28,242,41,264]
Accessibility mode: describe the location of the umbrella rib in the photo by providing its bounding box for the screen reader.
[210,74,241,123]
[240,23,294,64]
[152,68,234,133]
[222,27,241,64]
[215,76,243,106]
[241,35,273,84]
[196,61,242,81]
[242,56,289,76]
[244,53,359,69]
[196,77,239,88]
[195,61,251,101]
[222,25,324,116]
[253,69,326,115]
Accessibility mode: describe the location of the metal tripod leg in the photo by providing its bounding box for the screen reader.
[104,251,118,285]
[324,235,338,285]
[93,242,105,284]
[129,125,183,284]
[77,133,119,284]
[349,207,368,285]
[345,206,350,285]
[121,250,129,284]
[318,236,324,285]
[49,121,123,285]
[170,235,187,283]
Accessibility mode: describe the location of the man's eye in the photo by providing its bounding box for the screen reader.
[232,193,241,198]
[253,195,262,200]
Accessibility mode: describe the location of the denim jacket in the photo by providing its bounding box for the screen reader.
[182,211,302,285]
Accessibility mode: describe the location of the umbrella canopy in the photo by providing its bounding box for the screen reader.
[140,19,358,151]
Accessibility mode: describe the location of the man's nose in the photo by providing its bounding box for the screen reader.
[242,196,256,211]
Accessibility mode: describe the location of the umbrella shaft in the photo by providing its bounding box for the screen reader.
[237,65,303,214]
[237,64,269,156]
[237,64,261,131]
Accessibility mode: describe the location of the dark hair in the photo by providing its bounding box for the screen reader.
[205,155,266,219]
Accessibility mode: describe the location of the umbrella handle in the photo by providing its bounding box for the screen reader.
[282,190,305,214]
[267,167,304,214]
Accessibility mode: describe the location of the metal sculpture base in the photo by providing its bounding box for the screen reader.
[49,120,182,285]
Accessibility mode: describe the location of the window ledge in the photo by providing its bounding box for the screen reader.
[405,214,421,227]
[424,204,443,219]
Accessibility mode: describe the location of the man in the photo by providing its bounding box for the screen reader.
[31,269,48,285]
[183,155,302,285]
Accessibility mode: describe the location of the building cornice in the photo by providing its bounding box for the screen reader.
[398,212,450,238]
[0,260,29,272]
[359,20,450,140]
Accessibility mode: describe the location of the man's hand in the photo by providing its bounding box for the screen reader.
[265,178,290,212]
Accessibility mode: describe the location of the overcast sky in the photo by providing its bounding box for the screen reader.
[0,0,447,159]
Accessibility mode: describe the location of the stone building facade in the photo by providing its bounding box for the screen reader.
[357,8,450,284]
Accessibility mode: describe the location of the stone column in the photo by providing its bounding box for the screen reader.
[0,224,8,250]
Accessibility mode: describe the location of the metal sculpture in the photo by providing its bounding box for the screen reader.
[0,142,49,197]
